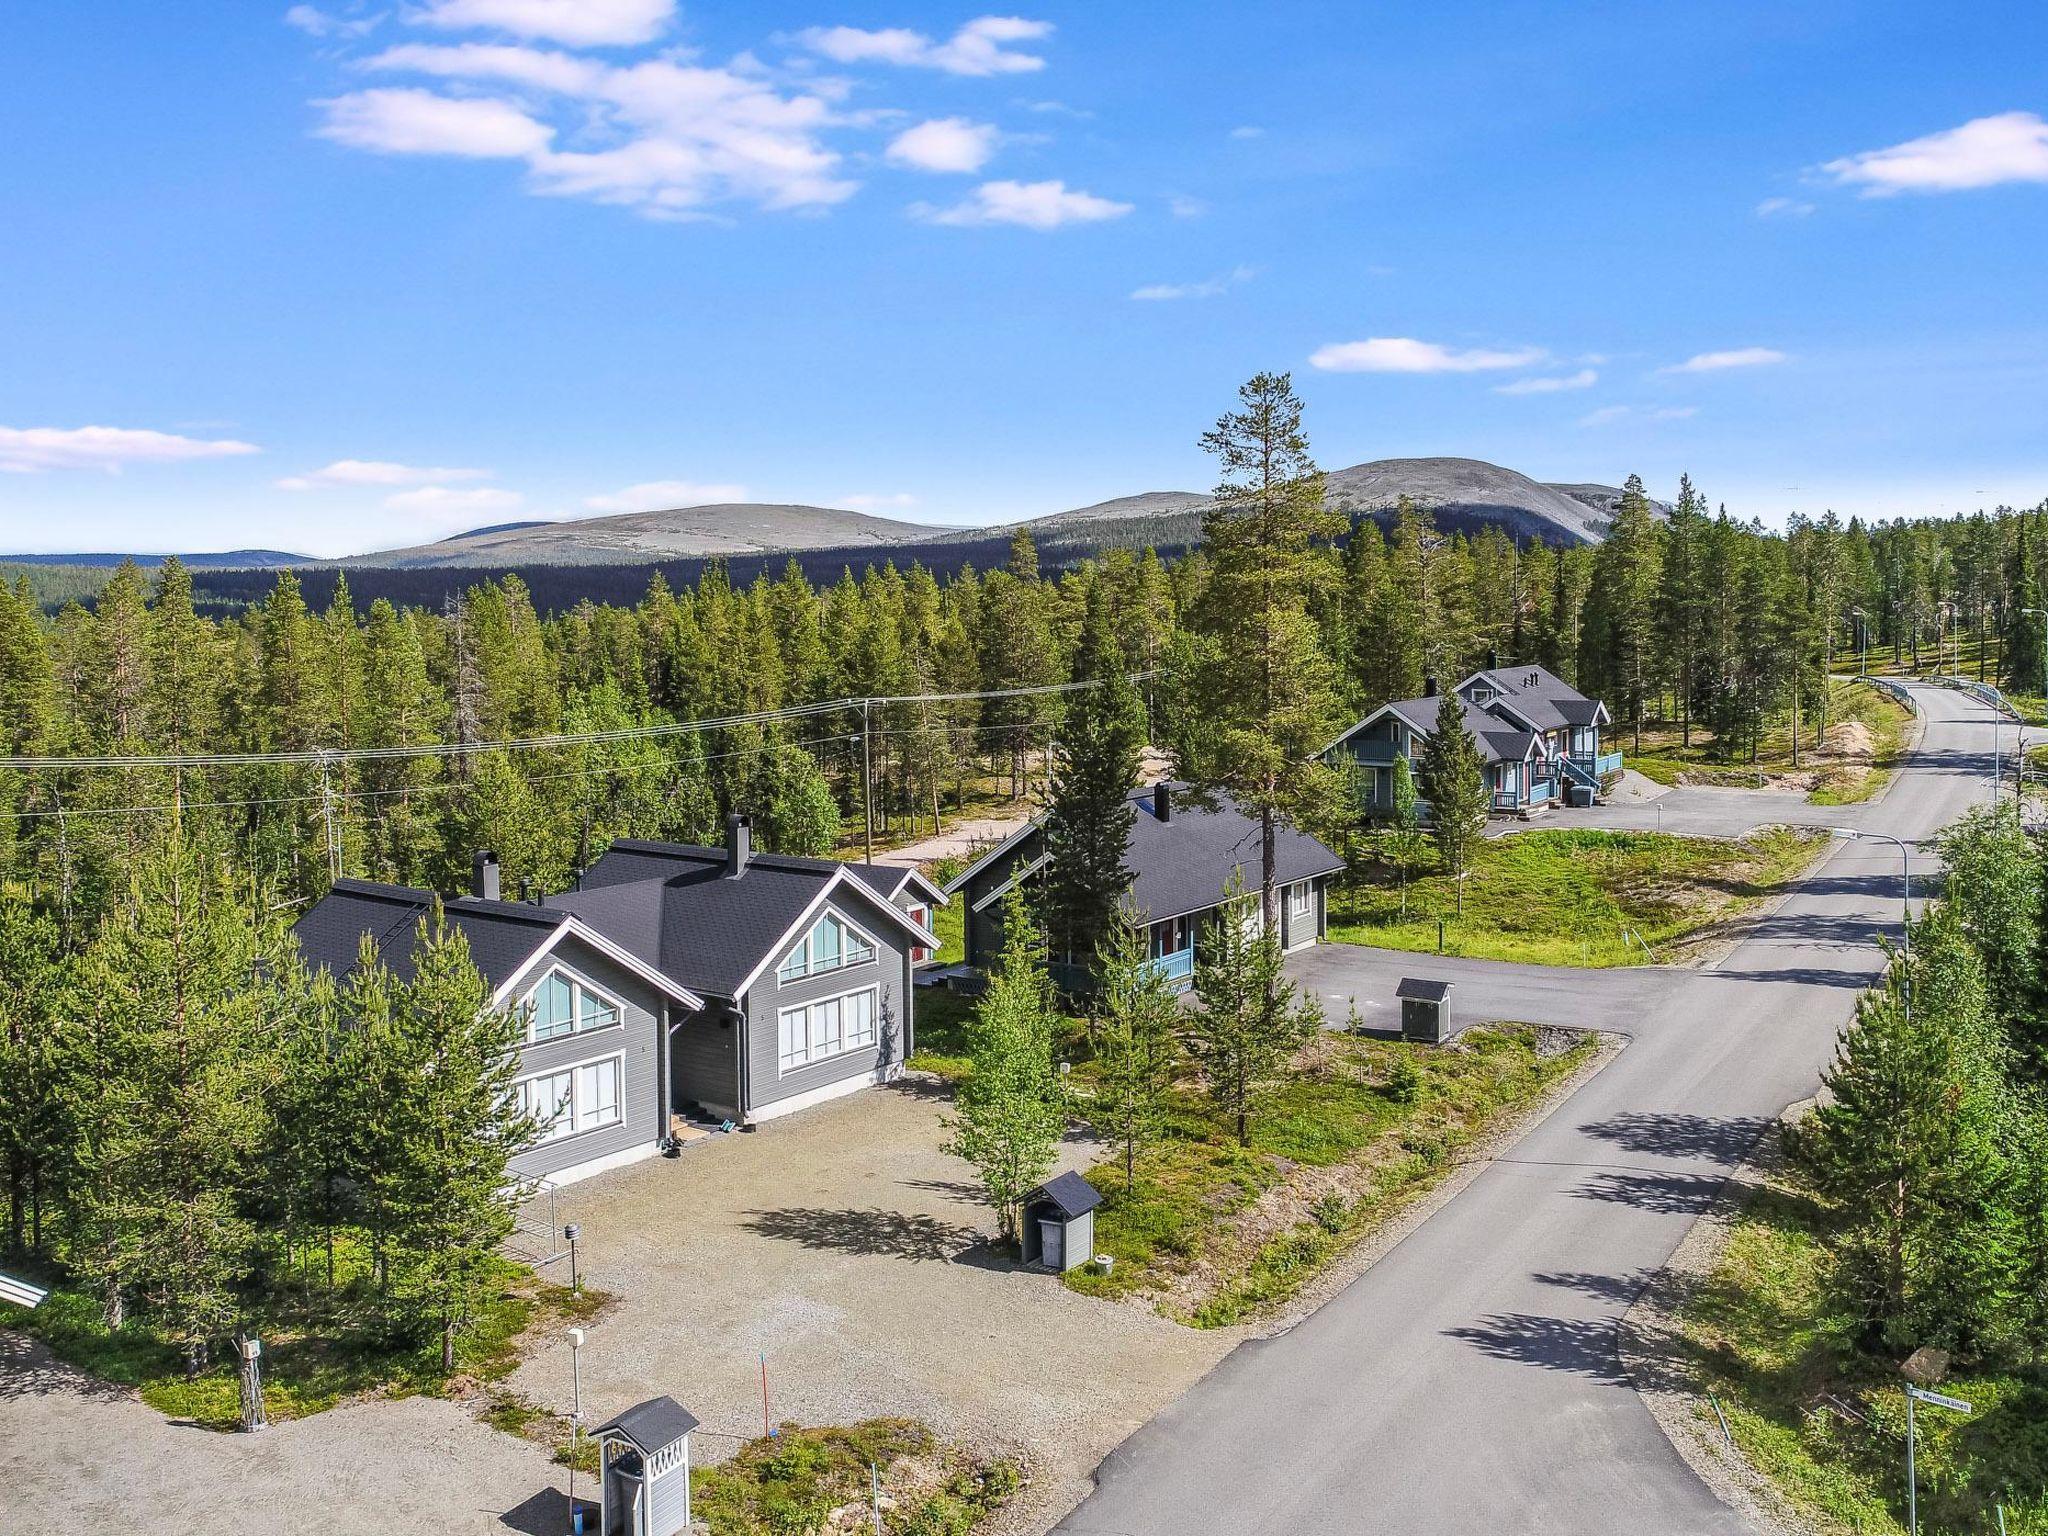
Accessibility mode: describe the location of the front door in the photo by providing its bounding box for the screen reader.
[1040,1217,1064,1270]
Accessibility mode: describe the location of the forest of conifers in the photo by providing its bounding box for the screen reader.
[3,476,2048,931]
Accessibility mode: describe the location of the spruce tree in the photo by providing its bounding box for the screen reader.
[1183,874,1320,1145]
[1418,688,1489,911]
[1090,904,1181,1190]
[1040,587,1142,965]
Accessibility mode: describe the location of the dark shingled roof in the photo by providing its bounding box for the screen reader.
[594,1395,700,1455]
[550,839,928,1000]
[292,878,562,991]
[1395,977,1453,1002]
[1027,1170,1103,1219]
[1382,696,1532,767]
[1461,664,1607,732]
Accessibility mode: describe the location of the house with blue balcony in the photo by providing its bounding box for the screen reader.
[945,782,1344,993]
[1324,663,1619,820]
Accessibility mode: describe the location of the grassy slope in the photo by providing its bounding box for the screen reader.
[1066,1026,1594,1326]
[1330,827,1823,968]
[692,1419,1019,1536]
[1,1248,600,1428]
[1626,681,1911,805]
[1677,1166,2048,1534]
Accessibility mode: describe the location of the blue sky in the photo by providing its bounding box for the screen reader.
[2,1,2046,557]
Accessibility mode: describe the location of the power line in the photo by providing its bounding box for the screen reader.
[0,672,1153,773]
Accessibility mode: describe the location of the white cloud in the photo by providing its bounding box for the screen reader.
[1660,346,1788,374]
[1577,405,1631,428]
[1228,125,1264,140]
[1493,368,1598,395]
[409,0,674,47]
[1130,265,1255,301]
[1166,194,1207,218]
[1309,337,1545,374]
[1755,195,1814,218]
[384,484,523,515]
[1651,405,1699,420]
[1819,111,2048,196]
[841,492,918,511]
[316,86,553,157]
[285,5,383,39]
[914,178,1131,229]
[1018,98,1090,119]
[1576,404,1697,427]
[584,480,748,512]
[277,459,491,490]
[886,117,999,174]
[339,47,855,216]
[797,16,1052,76]
[0,425,261,474]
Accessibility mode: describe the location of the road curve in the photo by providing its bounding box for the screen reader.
[1053,679,1999,1536]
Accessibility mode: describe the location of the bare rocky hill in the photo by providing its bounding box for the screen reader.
[348,502,960,568]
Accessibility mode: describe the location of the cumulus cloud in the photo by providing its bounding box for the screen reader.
[317,86,553,157]
[0,425,261,474]
[1493,368,1598,395]
[384,484,523,515]
[276,459,491,490]
[1659,346,1788,374]
[1309,337,1544,374]
[331,45,854,216]
[797,16,1052,76]
[409,0,674,47]
[913,178,1130,228]
[1130,265,1255,301]
[1755,195,1814,218]
[886,117,999,173]
[285,5,384,39]
[584,480,748,512]
[1819,111,2048,196]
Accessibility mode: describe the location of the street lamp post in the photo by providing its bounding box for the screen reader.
[567,1327,586,1536]
[1832,827,1913,1008]
[2019,607,2047,805]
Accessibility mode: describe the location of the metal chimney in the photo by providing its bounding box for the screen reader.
[1152,782,1172,823]
[1423,676,1439,697]
[726,814,752,878]
[471,850,501,902]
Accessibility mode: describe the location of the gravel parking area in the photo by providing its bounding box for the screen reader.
[509,1079,1232,1526]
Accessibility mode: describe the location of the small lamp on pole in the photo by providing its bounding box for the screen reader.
[566,1326,586,1536]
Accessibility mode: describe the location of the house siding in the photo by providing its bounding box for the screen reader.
[961,837,1037,969]
[671,1001,744,1122]
[741,887,915,1118]
[501,942,669,1186]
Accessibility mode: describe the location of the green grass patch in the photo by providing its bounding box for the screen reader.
[907,985,977,1078]
[1677,1164,2048,1534]
[692,1418,1020,1536]
[0,1246,602,1430]
[1065,1025,1593,1325]
[1330,826,1823,967]
[928,896,965,967]
[1624,681,1910,804]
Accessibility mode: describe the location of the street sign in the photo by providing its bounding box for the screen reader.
[1906,1387,1972,1413]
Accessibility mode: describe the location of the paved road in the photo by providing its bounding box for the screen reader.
[1054,679,2000,1536]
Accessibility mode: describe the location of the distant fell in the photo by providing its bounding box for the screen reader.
[0,549,311,568]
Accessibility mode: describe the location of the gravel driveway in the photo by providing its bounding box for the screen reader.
[510,1080,1231,1525]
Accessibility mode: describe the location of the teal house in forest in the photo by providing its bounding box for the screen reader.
[1323,663,1620,819]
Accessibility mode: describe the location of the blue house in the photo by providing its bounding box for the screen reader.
[1324,664,1620,819]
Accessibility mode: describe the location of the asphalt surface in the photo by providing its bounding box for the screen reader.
[1053,679,2001,1536]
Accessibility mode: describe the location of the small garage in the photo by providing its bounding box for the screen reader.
[1396,977,1457,1044]
[1020,1171,1102,1273]
[593,1395,700,1536]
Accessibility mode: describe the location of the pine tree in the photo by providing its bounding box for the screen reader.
[1382,756,1426,919]
[1418,688,1488,911]
[1090,905,1181,1190]
[1183,874,1320,1145]
[946,892,1065,1248]
[1186,372,1349,947]
[0,889,75,1256]
[1040,588,1142,964]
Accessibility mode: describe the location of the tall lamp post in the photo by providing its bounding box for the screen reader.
[2019,606,2047,805]
[1832,826,1913,1008]
[567,1327,586,1536]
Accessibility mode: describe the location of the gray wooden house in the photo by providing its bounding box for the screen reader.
[945,782,1344,992]
[1323,663,1619,820]
[290,818,937,1185]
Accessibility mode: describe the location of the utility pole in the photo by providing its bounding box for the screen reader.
[316,748,341,882]
[861,698,875,863]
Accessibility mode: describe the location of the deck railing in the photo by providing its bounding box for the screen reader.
[1145,948,1196,985]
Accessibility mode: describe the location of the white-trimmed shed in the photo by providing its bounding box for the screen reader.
[593,1395,699,1536]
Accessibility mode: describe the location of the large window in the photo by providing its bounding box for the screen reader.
[1288,881,1314,918]
[776,910,877,984]
[516,1054,624,1143]
[778,987,878,1073]
[523,966,624,1044]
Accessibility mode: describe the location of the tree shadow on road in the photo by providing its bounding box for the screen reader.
[741,1206,982,1262]
[1569,1169,1727,1215]
[1442,1312,1630,1385]
[1531,1268,1655,1306]
[1576,1111,1772,1165]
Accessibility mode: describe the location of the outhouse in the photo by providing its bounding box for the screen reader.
[592,1396,699,1536]
[1020,1170,1102,1273]
[1396,977,1456,1044]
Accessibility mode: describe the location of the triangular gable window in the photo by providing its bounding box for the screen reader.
[777,910,878,984]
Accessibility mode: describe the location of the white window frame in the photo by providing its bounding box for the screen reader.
[777,985,878,1074]
[1288,881,1314,918]
[776,908,879,985]
[520,964,626,1046]
[514,1050,625,1144]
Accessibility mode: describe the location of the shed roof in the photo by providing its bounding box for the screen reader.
[1027,1169,1104,1219]
[1395,977,1453,1002]
[593,1396,700,1455]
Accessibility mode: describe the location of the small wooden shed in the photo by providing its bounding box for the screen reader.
[1021,1170,1102,1273]
[1396,977,1456,1044]
[593,1395,700,1536]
